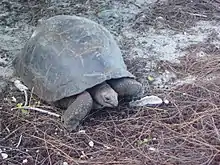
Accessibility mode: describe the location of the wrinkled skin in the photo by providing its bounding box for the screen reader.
[58,77,143,131]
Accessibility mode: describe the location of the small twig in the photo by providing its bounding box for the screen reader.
[12,106,61,118]
[211,117,220,141]
[0,125,24,141]
[29,134,84,165]
[23,90,28,106]
[16,134,23,148]
[29,87,34,106]
[5,126,10,134]
[44,132,52,165]
[130,1,142,9]
[184,11,207,18]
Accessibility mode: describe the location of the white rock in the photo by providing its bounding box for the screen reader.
[1,153,8,159]
[22,159,28,163]
[78,130,86,134]
[129,95,163,107]
[89,141,94,147]
[63,162,68,165]
[11,96,17,102]
[163,99,169,104]
[148,147,156,151]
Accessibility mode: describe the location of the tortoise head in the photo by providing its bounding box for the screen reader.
[90,82,118,108]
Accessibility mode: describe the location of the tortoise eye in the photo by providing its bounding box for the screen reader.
[105,96,110,101]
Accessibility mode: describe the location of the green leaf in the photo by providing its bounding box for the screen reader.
[137,138,150,146]
[16,103,29,116]
[147,76,154,82]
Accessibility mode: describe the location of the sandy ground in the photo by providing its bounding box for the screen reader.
[1,0,220,164]
[1,0,219,90]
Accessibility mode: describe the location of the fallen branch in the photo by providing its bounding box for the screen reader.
[13,80,61,118]
[11,106,61,118]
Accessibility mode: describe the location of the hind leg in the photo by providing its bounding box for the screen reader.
[56,91,93,131]
[107,77,143,98]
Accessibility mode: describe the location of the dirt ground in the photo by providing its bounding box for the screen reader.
[1,0,220,164]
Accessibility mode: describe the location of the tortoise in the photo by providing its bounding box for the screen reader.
[12,15,143,131]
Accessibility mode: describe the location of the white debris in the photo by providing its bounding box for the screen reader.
[31,30,38,38]
[14,80,28,92]
[89,141,94,147]
[63,162,68,165]
[104,145,111,149]
[1,153,8,159]
[22,159,28,163]
[78,130,86,134]
[148,147,156,151]
[163,99,170,104]
[0,148,2,153]
[129,95,163,107]
[80,151,87,158]
[11,96,17,102]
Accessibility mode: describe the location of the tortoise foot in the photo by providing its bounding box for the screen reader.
[61,91,93,131]
[107,78,143,99]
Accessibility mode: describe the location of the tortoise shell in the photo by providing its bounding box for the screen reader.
[13,15,134,102]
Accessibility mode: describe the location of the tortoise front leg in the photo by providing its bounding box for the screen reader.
[107,77,143,98]
[59,91,93,131]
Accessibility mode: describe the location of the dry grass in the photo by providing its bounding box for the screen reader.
[2,49,220,165]
[1,0,220,164]
[133,0,220,31]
